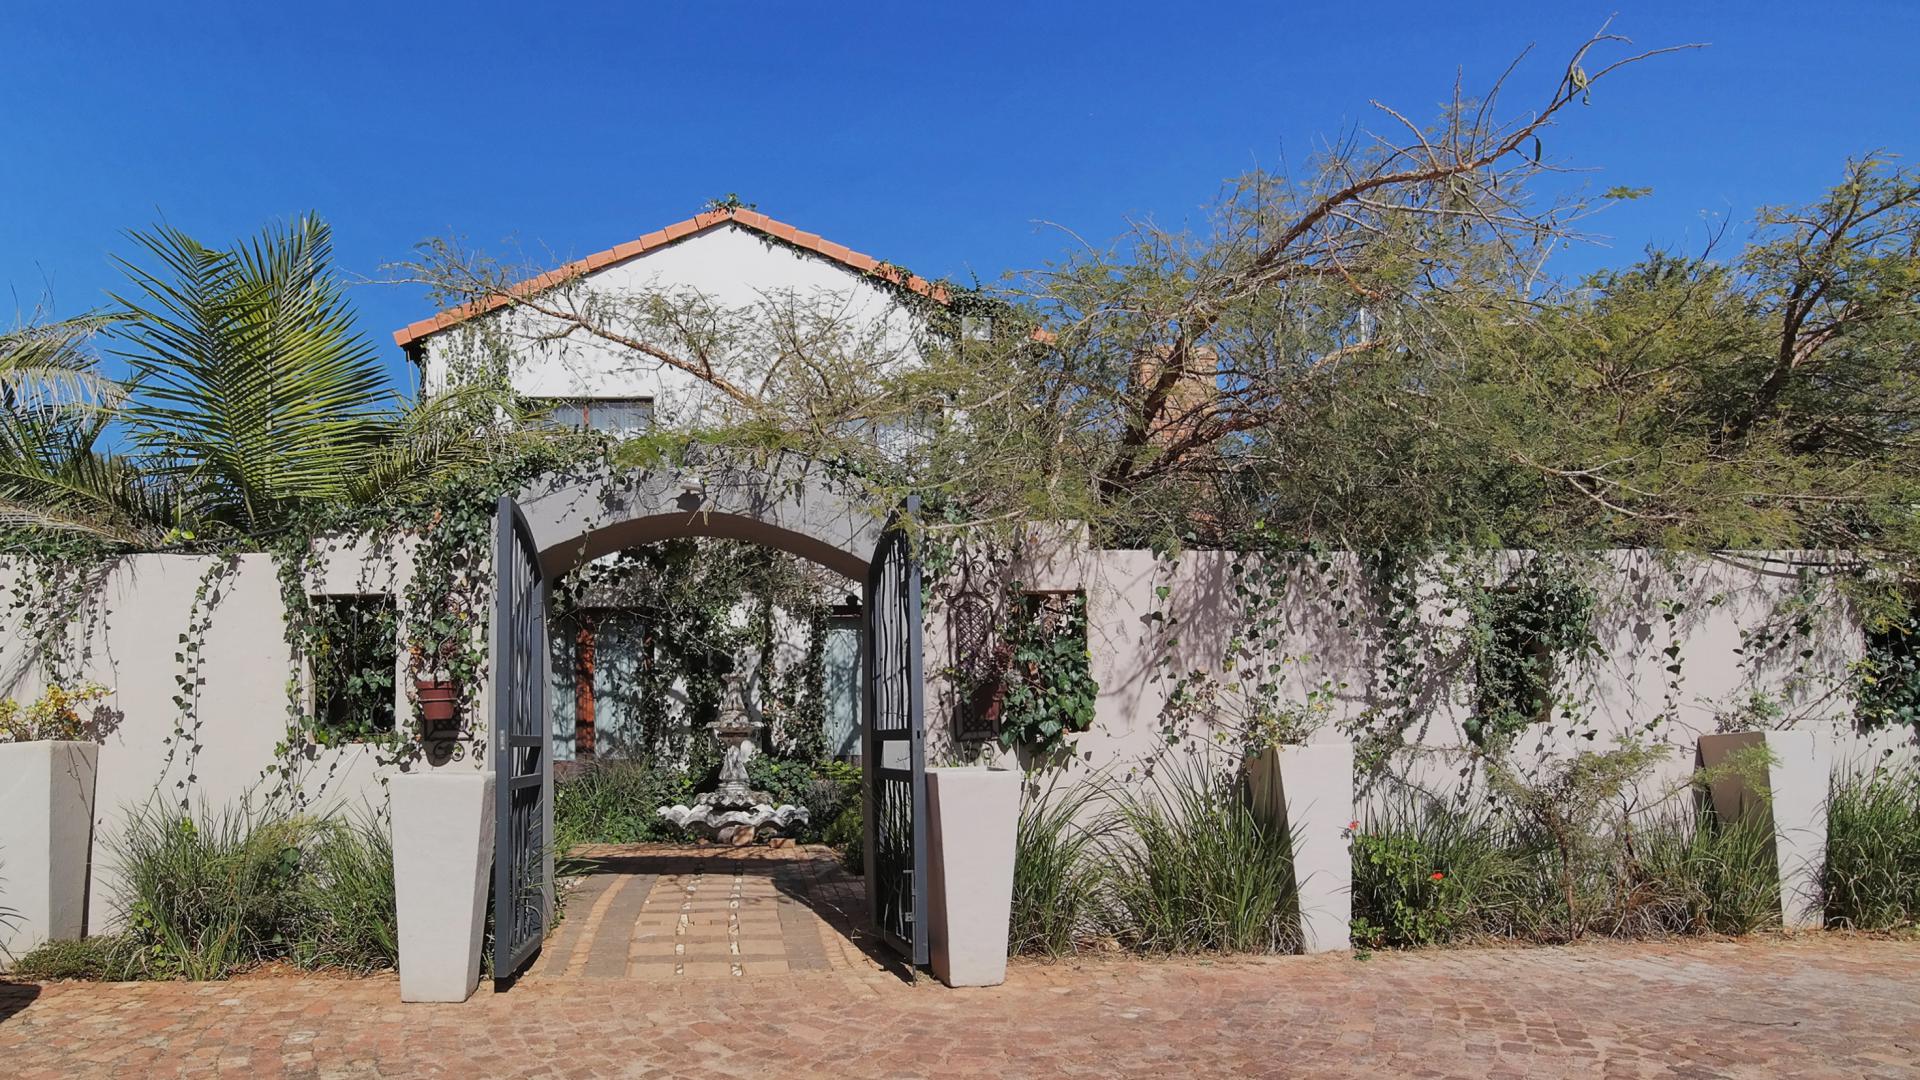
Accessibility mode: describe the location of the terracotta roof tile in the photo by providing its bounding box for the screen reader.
[393,207,952,348]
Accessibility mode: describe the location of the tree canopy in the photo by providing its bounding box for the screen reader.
[4,21,1917,602]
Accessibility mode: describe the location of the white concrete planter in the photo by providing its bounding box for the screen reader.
[391,770,495,1002]
[925,766,1020,987]
[0,740,98,967]
[1696,730,1831,930]
[1247,742,1355,954]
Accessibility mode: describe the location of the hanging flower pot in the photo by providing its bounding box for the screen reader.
[415,679,461,729]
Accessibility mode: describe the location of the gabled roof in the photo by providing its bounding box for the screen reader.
[392,207,947,349]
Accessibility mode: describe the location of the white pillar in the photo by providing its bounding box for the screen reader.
[391,770,494,1002]
[0,741,98,967]
[1249,742,1355,954]
[1698,730,1831,930]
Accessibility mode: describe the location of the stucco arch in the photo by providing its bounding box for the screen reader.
[515,452,887,580]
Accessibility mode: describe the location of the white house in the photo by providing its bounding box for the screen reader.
[393,207,950,763]
[395,205,943,433]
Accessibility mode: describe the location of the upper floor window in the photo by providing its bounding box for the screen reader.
[538,397,655,439]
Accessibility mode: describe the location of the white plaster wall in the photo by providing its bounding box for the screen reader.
[4,536,1913,937]
[929,545,1916,803]
[418,223,927,428]
[0,543,450,933]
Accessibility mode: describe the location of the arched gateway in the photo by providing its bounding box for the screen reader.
[488,454,928,985]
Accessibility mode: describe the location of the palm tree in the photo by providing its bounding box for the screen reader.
[110,216,400,537]
[0,315,171,545]
[0,214,523,547]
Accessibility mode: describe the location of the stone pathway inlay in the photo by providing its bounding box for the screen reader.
[533,843,890,983]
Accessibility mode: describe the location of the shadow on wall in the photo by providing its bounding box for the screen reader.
[946,545,1895,807]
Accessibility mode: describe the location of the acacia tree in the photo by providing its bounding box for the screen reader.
[398,25,1707,538]
[393,21,1920,583]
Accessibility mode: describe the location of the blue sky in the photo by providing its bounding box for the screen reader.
[3,2,1915,393]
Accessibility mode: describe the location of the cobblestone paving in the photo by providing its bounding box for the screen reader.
[3,930,1916,1077]
[537,844,891,982]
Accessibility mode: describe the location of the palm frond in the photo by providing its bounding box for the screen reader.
[343,383,526,507]
[0,314,122,415]
[110,216,393,534]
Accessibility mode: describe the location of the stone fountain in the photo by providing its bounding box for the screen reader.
[657,671,810,844]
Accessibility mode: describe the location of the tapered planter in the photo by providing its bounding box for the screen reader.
[925,766,1020,987]
[391,770,495,1002]
[1696,730,1830,929]
[0,740,98,967]
[1247,741,1355,954]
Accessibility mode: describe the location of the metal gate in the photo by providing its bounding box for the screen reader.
[492,494,549,984]
[862,496,928,966]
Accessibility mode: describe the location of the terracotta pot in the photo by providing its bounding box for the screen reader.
[415,680,460,725]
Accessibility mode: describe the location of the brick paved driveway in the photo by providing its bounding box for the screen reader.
[4,936,1917,1078]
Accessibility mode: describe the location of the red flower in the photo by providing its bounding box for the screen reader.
[1430,871,1446,881]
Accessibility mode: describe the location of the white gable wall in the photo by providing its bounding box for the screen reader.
[417,223,928,428]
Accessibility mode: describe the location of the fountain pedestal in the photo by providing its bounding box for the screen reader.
[657,675,811,844]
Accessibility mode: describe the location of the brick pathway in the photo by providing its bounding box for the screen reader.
[537,844,892,983]
[3,933,1917,1077]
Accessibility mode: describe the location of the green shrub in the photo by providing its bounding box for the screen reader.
[1353,784,1783,947]
[43,802,403,981]
[111,803,317,979]
[1010,777,1109,956]
[291,816,397,973]
[824,802,863,875]
[1105,759,1298,953]
[1351,796,1519,948]
[1824,768,1920,930]
[746,756,860,842]
[10,934,137,980]
[1627,806,1781,937]
[554,760,698,850]
[556,757,860,848]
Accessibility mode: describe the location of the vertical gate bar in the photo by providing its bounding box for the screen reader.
[536,531,554,932]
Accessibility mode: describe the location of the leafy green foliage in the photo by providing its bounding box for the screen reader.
[0,682,111,743]
[1467,563,1597,747]
[307,595,397,742]
[291,816,399,973]
[1353,783,1783,947]
[95,802,396,980]
[744,756,861,843]
[1009,776,1110,956]
[551,538,842,770]
[1631,807,1782,936]
[554,761,699,850]
[9,934,138,980]
[109,218,394,537]
[824,801,864,875]
[1856,611,1920,735]
[1104,759,1299,953]
[997,591,1099,754]
[1824,768,1920,931]
[1351,798,1514,948]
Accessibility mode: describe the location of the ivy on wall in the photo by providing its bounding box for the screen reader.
[1857,608,1920,735]
[995,590,1099,755]
[1464,561,1599,749]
